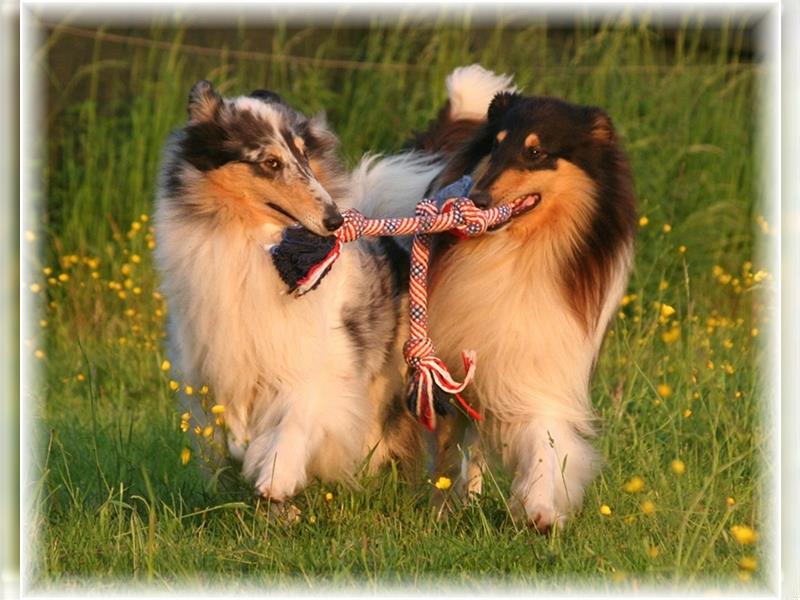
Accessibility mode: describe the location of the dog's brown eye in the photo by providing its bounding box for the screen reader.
[527,146,545,160]
[264,157,282,170]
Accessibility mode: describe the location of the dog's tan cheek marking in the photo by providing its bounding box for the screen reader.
[293,136,306,154]
[496,130,507,143]
[524,133,540,148]
[508,159,597,240]
[202,163,274,226]
[487,168,529,203]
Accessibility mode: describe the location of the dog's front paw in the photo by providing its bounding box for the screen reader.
[257,498,302,526]
[524,502,567,535]
[254,465,306,503]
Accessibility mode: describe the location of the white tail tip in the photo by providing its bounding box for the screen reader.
[445,64,517,121]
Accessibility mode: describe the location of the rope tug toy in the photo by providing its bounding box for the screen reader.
[267,176,533,430]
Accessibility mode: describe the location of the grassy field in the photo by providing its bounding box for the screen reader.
[25,15,773,592]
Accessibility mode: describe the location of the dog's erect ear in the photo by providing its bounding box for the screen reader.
[488,91,523,125]
[299,112,338,155]
[589,108,616,143]
[188,80,222,123]
[249,89,286,105]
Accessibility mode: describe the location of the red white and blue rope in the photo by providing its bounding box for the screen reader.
[292,196,526,430]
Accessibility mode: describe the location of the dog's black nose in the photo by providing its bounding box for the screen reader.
[468,189,492,208]
[323,210,344,231]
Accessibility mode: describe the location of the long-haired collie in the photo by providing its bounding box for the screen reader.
[363,65,636,532]
[154,81,426,502]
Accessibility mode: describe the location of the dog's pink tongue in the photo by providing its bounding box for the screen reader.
[520,194,539,208]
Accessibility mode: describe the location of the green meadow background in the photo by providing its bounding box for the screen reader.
[26,13,773,592]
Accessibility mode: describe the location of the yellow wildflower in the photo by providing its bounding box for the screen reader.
[308,515,317,524]
[34,350,45,360]
[324,492,334,502]
[140,214,149,222]
[659,303,676,319]
[661,325,681,344]
[184,385,194,395]
[738,556,757,571]
[622,476,645,493]
[131,254,142,264]
[722,362,736,375]
[670,459,686,475]
[683,408,692,418]
[29,283,41,293]
[750,328,759,337]
[647,545,660,558]
[657,383,672,398]
[434,476,452,490]
[658,280,669,291]
[599,504,612,516]
[662,224,671,233]
[641,500,656,515]
[180,447,191,465]
[211,404,225,414]
[730,525,758,545]
[678,245,686,254]
[161,360,171,371]
[726,496,736,507]
[58,273,69,282]
[639,216,649,227]
[199,385,209,395]
[76,373,85,382]
[169,380,180,391]
[202,426,213,437]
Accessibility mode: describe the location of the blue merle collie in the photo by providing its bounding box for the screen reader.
[154,81,431,502]
[359,66,637,532]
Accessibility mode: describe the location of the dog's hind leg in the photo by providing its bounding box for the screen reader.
[428,414,482,516]
[462,425,485,498]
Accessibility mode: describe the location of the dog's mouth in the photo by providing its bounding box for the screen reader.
[267,202,299,225]
[486,192,541,231]
[511,193,541,217]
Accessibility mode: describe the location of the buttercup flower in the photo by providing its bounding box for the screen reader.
[434,476,452,490]
[670,459,686,475]
[730,525,758,545]
[599,504,612,516]
[622,476,645,493]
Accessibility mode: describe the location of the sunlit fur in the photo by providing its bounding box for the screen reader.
[359,65,636,532]
[154,82,418,502]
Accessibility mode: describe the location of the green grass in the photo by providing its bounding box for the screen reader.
[26,15,773,591]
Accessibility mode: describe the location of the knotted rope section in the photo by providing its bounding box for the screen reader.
[268,177,529,430]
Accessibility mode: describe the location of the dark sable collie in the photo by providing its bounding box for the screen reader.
[365,65,636,532]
